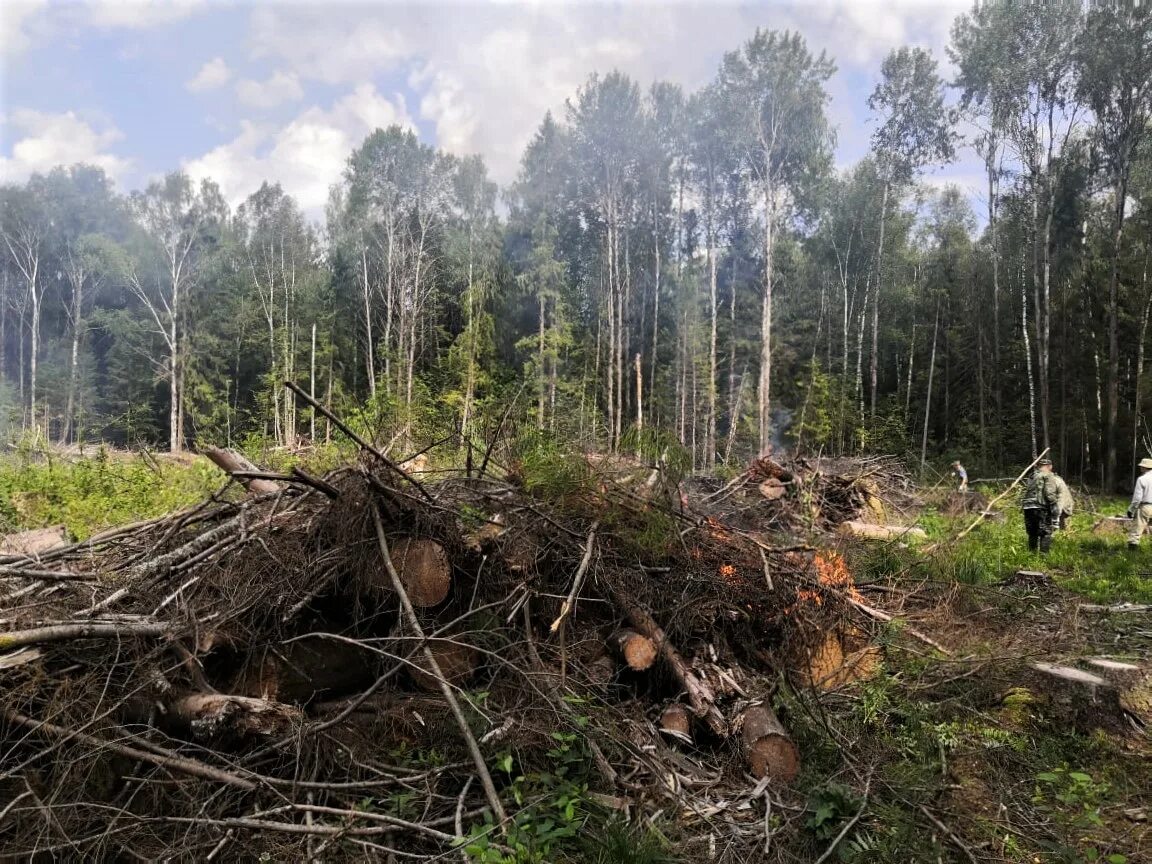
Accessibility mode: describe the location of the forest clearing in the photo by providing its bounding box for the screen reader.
[1,421,1150,863]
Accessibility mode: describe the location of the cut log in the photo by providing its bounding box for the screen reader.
[758,478,786,501]
[240,637,379,704]
[203,447,281,495]
[607,589,727,735]
[0,525,68,556]
[610,628,658,671]
[167,693,303,741]
[659,703,692,742]
[409,638,480,692]
[740,703,799,783]
[1084,659,1145,686]
[837,521,926,542]
[387,537,451,607]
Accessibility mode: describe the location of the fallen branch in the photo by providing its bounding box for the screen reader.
[371,502,506,826]
[549,521,599,633]
[2,709,256,791]
[0,620,171,650]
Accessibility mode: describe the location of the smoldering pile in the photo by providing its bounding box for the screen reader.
[0,447,883,862]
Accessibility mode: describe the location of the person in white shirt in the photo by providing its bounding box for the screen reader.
[1127,457,1152,549]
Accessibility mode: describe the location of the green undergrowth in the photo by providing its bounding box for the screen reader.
[0,447,224,540]
[872,494,1152,605]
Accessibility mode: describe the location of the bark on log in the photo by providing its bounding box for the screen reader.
[607,589,727,735]
[241,637,379,704]
[0,525,68,556]
[740,703,800,783]
[659,703,692,741]
[409,638,480,692]
[168,693,303,741]
[610,628,657,671]
[838,521,927,541]
[385,537,451,608]
[203,447,281,495]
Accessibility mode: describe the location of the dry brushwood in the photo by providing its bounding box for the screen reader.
[0,395,927,861]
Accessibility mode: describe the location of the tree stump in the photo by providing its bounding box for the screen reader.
[409,638,480,692]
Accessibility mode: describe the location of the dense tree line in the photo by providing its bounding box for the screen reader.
[2,1,1152,488]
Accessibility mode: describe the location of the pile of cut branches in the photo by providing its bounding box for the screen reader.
[686,453,919,537]
[1,424,897,861]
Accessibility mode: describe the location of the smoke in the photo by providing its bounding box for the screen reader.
[770,406,794,454]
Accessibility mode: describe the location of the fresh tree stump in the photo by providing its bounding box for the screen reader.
[610,628,658,671]
[740,703,799,783]
[409,638,480,692]
[387,537,452,607]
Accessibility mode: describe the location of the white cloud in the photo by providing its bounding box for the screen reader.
[184,84,414,218]
[86,0,204,30]
[244,2,972,184]
[249,6,409,85]
[235,71,304,109]
[186,57,231,93]
[0,0,47,57]
[0,109,131,182]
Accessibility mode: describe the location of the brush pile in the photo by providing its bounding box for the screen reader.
[0,443,892,862]
[685,453,919,537]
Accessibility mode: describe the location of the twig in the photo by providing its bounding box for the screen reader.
[918,804,979,864]
[456,775,476,863]
[478,382,525,479]
[813,772,872,864]
[371,504,507,827]
[848,598,953,656]
[286,380,433,501]
[2,709,256,791]
[549,521,599,634]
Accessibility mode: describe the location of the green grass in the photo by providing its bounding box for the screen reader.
[0,447,225,540]
[901,496,1152,605]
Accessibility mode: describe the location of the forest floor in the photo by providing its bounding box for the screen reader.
[0,448,1150,863]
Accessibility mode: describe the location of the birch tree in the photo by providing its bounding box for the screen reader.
[718,29,835,454]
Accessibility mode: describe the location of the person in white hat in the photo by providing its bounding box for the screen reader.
[1127,457,1152,548]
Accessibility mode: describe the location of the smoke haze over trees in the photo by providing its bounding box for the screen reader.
[2,1,1152,489]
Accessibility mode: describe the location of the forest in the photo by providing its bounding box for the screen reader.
[2,1,1152,490]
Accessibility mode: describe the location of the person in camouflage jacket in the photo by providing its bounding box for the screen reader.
[1020,458,1070,553]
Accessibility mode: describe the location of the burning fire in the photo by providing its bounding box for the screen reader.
[781,551,860,616]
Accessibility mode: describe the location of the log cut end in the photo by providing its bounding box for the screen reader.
[611,629,658,671]
[659,703,692,741]
[741,704,799,783]
[389,537,452,607]
[410,639,480,692]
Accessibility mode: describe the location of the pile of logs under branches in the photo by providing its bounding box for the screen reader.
[688,453,921,539]
[0,433,889,860]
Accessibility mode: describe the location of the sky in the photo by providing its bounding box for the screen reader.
[0,0,983,222]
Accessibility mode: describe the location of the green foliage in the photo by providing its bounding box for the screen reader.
[510,430,591,500]
[0,449,222,539]
[805,781,862,841]
[461,733,594,864]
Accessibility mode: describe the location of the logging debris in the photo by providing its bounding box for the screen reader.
[0,447,926,861]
